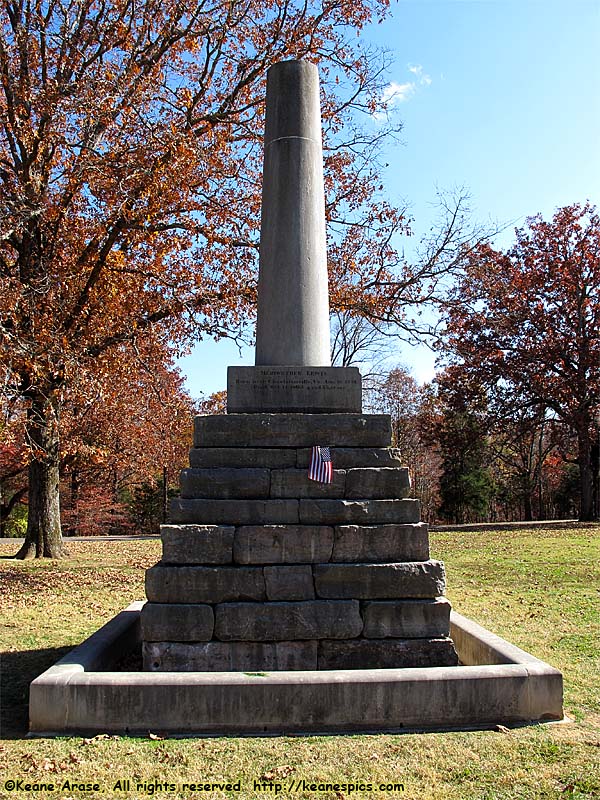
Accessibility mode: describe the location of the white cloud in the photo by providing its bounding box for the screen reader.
[382,80,415,104]
[373,64,432,121]
[371,81,415,120]
[408,63,432,86]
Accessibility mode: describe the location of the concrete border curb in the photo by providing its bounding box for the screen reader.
[29,603,563,736]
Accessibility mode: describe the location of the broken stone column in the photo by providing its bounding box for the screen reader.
[255,59,330,367]
[227,60,361,413]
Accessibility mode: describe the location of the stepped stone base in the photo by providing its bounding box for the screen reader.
[142,410,459,672]
[160,522,429,565]
[169,497,421,525]
[179,467,411,500]
[145,561,445,604]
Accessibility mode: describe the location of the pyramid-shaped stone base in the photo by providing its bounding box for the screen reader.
[142,413,458,671]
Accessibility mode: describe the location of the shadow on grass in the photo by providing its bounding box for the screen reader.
[1,646,72,739]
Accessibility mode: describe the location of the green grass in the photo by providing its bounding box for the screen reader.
[1,527,599,800]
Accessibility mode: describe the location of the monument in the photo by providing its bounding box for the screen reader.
[140,60,458,673]
[28,60,564,736]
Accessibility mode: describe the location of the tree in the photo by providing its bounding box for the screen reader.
[1,0,411,557]
[198,391,228,416]
[485,406,562,521]
[1,334,194,537]
[441,203,600,520]
[58,335,194,536]
[431,372,493,524]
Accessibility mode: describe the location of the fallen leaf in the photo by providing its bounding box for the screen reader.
[494,724,511,733]
[261,765,295,780]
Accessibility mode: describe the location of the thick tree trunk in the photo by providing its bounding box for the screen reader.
[15,394,66,559]
[577,424,596,522]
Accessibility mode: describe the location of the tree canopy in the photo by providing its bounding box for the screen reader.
[441,203,600,520]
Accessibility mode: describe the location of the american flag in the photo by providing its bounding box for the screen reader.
[308,446,333,483]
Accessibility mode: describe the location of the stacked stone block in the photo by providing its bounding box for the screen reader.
[142,413,458,672]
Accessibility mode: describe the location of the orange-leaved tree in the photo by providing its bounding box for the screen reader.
[59,334,195,535]
[1,0,413,557]
[441,203,600,520]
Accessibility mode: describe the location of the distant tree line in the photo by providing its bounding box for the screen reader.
[366,203,600,524]
[366,365,588,524]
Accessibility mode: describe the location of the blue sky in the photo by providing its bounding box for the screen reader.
[178,0,600,399]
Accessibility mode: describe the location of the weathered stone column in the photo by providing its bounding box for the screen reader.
[227,60,361,413]
[255,60,331,366]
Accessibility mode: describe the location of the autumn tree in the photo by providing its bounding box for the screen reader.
[1,0,419,558]
[59,335,194,535]
[1,334,194,536]
[441,203,600,520]
[198,390,228,416]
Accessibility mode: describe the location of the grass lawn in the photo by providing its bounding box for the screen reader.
[0,526,598,799]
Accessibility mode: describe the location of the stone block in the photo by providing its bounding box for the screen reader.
[362,598,451,638]
[179,468,270,499]
[160,525,234,564]
[140,603,214,642]
[194,414,392,448]
[314,561,446,599]
[331,523,429,563]
[264,565,315,600]
[143,640,318,672]
[345,468,411,499]
[270,469,346,498]
[215,600,363,641]
[233,525,334,564]
[169,498,299,525]
[318,638,459,669]
[190,448,297,469]
[296,447,404,469]
[145,564,266,603]
[299,498,420,525]
[227,366,362,413]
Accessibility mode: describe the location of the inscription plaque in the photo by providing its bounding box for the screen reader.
[227,366,362,413]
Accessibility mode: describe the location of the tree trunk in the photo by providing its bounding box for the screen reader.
[15,393,66,559]
[523,491,533,522]
[577,423,595,522]
[591,436,599,520]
